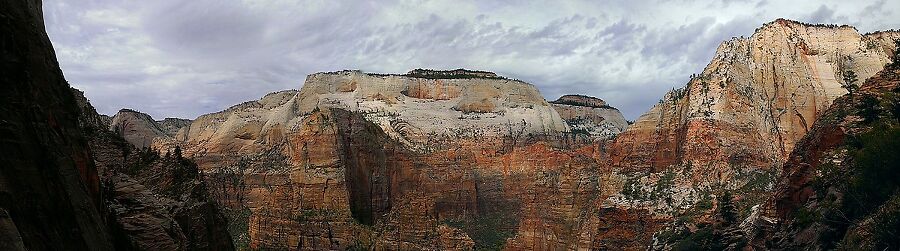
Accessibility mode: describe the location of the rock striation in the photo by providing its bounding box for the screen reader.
[658,57,900,250]
[758,64,900,249]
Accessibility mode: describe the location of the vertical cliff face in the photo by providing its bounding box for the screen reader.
[611,20,899,173]
[0,1,113,249]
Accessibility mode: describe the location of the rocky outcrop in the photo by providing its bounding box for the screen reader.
[551,95,629,140]
[0,1,115,250]
[75,91,234,250]
[109,109,188,148]
[174,70,573,164]
[294,70,568,146]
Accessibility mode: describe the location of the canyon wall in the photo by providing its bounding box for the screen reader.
[0,1,114,249]
[162,69,643,250]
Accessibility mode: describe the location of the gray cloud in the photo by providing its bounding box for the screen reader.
[44,0,900,120]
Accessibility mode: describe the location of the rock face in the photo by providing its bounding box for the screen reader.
[599,21,900,226]
[71,88,234,250]
[0,1,114,249]
[611,19,899,172]
[550,95,629,140]
[659,59,900,250]
[109,109,190,148]
[758,65,900,250]
[293,70,569,147]
[167,69,651,249]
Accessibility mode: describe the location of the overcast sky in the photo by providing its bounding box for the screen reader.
[44,0,899,120]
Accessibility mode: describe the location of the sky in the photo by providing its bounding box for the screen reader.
[43,0,900,120]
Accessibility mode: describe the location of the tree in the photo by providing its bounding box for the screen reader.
[174,145,183,160]
[857,95,881,123]
[889,39,900,69]
[718,191,738,226]
[842,70,859,97]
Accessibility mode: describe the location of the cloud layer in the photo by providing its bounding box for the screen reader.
[44,0,900,119]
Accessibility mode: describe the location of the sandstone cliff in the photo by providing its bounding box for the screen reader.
[601,20,900,224]
[611,19,899,172]
[758,63,900,250]
[165,69,650,250]
[657,54,900,250]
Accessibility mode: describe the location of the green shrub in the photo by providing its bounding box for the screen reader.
[845,125,900,219]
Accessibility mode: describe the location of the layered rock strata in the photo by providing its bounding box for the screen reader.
[603,20,900,223]
[165,69,649,250]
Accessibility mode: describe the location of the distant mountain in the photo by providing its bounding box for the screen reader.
[108,109,191,148]
[550,94,629,140]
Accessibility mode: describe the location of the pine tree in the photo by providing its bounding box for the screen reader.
[842,70,859,97]
[718,191,738,226]
[174,145,183,160]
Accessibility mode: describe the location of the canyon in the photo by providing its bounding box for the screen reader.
[2,0,899,250]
